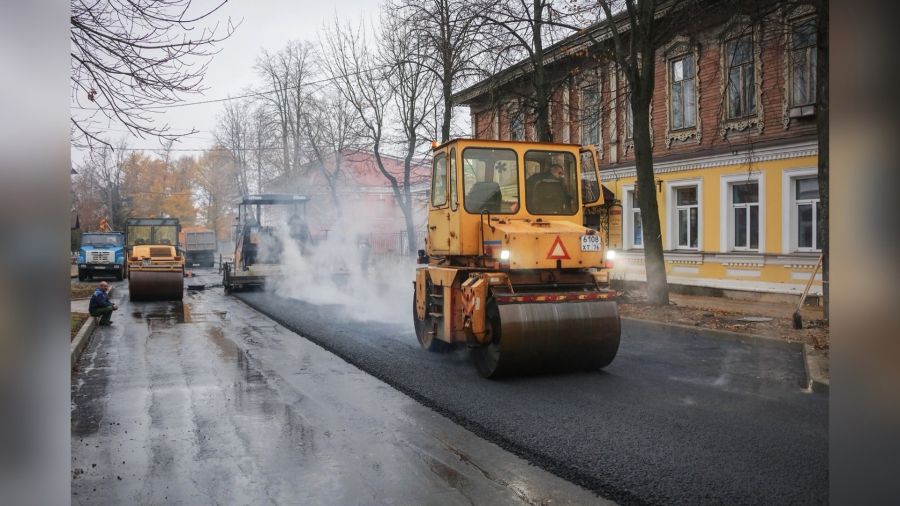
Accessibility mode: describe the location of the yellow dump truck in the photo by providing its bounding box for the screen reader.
[125,218,184,301]
[414,139,619,378]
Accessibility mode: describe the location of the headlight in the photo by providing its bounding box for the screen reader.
[500,249,510,261]
[605,250,616,260]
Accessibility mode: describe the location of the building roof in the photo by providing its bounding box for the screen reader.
[267,149,430,193]
[451,11,631,105]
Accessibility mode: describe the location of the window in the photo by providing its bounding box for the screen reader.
[725,34,756,119]
[462,148,519,214]
[431,153,447,207]
[524,150,578,215]
[790,18,817,108]
[625,188,643,249]
[509,103,525,141]
[675,186,699,249]
[581,84,601,146]
[449,148,458,210]
[670,54,697,129]
[795,176,821,250]
[731,182,759,250]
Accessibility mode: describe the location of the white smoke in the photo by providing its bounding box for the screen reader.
[267,204,417,326]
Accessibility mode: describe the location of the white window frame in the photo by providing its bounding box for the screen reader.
[781,167,820,253]
[666,178,703,251]
[623,185,643,250]
[580,83,601,147]
[669,53,698,130]
[789,16,817,109]
[720,172,765,253]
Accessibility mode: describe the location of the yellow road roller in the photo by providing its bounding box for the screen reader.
[125,218,184,301]
[414,139,619,378]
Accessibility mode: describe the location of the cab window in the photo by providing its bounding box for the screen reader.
[462,148,519,214]
[524,150,578,215]
[449,148,458,210]
[431,153,448,207]
[580,150,601,204]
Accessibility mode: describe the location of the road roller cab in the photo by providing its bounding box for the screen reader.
[125,218,185,301]
[414,139,620,378]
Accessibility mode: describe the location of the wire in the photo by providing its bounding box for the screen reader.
[71,61,397,112]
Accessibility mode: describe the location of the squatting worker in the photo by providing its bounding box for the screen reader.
[89,281,118,326]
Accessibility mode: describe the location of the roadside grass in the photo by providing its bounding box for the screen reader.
[71,282,95,299]
[71,312,89,341]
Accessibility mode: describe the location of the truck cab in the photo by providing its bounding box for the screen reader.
[77,231,126,281]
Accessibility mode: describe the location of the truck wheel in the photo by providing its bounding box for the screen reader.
[78,268,86,282]
[115,266,124,281]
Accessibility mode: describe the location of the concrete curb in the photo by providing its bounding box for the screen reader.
[71,315,97,369]
[802,344,830,393]
[70,287,113,369]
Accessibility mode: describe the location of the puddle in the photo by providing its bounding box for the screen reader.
[130,301,186,324]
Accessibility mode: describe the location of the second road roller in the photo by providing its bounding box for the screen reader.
[125,218,184,301]
[414,139,620,378]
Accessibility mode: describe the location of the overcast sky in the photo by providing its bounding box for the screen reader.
[73,0,382,160]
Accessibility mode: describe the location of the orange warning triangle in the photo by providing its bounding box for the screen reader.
[546,235,571,260]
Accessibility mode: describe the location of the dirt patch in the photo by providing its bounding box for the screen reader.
[71,312,89,341]
[618,294,829,351]
[71,282,95,299]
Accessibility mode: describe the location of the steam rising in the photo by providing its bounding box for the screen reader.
[266,204,417,327]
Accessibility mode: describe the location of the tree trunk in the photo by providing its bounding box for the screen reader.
[442,76,453,143]
[632,79,669,305]
[532,0,551,142]
[815,0,829,320]
[401,202,418,255]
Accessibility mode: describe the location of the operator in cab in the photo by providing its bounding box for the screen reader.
[525,163,575,214]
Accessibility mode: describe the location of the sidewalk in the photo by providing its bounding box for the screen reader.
[618,291,829,351]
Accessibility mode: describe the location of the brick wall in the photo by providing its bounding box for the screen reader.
[469,14,818,162]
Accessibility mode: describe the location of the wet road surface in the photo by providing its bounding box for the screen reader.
[71,276,609,505]
[237,290,828,505]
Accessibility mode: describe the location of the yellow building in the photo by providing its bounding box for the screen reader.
[601,141,822,299]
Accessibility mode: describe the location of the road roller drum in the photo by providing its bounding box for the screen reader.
[128,270,184,301]
[470,299,620,378]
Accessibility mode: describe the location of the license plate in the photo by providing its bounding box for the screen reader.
[95,266,107,270]
[580,235,600,251]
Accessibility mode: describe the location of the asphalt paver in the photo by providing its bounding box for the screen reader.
[71,276,609,505]
[236,289,828,505]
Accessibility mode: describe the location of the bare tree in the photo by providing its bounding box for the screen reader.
[393,0,482,142]
[381,14,440,253]
[255,41,316,177]
[472,0,576,142]
[300,91,363,215]
[215,98,253,196]
[322,17,435,254]
[70,0,235,148]
[91,139,132,229]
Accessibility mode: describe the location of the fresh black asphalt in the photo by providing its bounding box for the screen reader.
[237,291,828,505]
